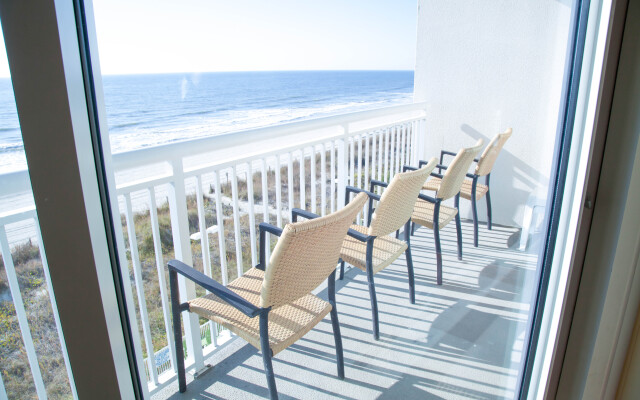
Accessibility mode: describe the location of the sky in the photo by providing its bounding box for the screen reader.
[0,0,417,77]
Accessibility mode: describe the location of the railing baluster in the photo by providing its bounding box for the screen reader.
[394,126,399,172]
[406,122,412,166]
[364,134,370,225]
[400,124,406,168]
[196,177,213,281]
[358,134,365,223]
[337,131,347,209]
[299,150,306,210]
[32,216,78,398]
[287,152,294,221]
[371,132,378,182]
[384,128,390,183]
[230,166,243,278]
[357,134,362,188]
[320,144,327,216]
[275,155,283,227]
[377,131,383,186]
[364,133,370,190]
[0,226,47,399]
[148,187,179,369]
[261,160,271,266]
[330,141,336,212]
[195,177,216,346]
[124,193,159,386]
[410,121,416,165]
[390,126,396,176]
[349,137,355,187]
[310,146,317,214]
[398,126,403,174]
[246,164,257,267]
[214,170,228,286]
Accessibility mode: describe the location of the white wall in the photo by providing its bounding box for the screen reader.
[414,0,573,227]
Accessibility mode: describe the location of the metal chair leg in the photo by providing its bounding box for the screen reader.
[454,195,462,260]
[486,189,493,230]
[471,194,479,248]
[339,259,345,280]
[327,270,344,379]
[455,216,463,261]
[365,241,380,340]
[404,220,415,304]
[259,312,278,400]
[486,174,492,230]
[433,203,443,285]
[169,270,187,393]
[434,227,442,285]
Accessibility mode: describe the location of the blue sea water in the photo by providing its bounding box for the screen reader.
[0,70,414,173]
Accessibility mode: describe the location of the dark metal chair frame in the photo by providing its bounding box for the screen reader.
[168,208,344,400]
[404,164,463,285]
[430,150,490,247]
[338,180,415,340]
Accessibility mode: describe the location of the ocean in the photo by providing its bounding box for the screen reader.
[0,70,414,174]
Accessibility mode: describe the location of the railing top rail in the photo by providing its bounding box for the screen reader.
[0,206,36,225]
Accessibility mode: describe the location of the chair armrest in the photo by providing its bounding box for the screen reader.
[345,185,381,201]
[430,172,444,179]
[440,150,457,157]
[418,193,437,203]
[403,165,418,172]
[436,164,448,170]
[369,179,388,192]
[259,222,283,237]
[347,228,371,242]
[292,208,319,222]
[439,150,457,165]
[168,259,260,318]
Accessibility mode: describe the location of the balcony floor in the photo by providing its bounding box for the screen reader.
[156,219,538,400]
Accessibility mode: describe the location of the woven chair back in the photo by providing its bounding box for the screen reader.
[260,192,368,308]
[437,139,485,200]
[475,128,513,176]
[368,158,438,237]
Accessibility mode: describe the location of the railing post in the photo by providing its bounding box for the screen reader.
[168,159,205,372]
[337,125,348,209]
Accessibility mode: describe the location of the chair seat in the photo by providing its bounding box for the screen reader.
[340,225,408,275]
[411,199,458,229]
[423,177,488,200]
[188,267,332,356]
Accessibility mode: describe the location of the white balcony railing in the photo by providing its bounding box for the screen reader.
[0,102,427,398]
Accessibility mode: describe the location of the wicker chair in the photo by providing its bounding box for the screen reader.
[422,128,512,247]
[406,139,484,285]
[168,192,368,399]
[338,158,438,340]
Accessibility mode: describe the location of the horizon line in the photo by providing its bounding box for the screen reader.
[0,69,415,79]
